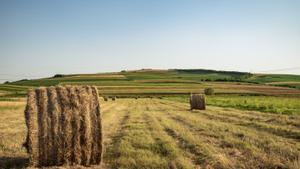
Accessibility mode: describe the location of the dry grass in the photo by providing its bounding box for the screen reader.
[1,98,300,169]
[0,101,27,168]
[24,86,102,167]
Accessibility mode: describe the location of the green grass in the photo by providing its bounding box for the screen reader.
[0,85,31,91]
[0,98,21,102]
[207,95,300,115]
[10,77,128,87]
[247,74,300,83]
[165,95,300,115]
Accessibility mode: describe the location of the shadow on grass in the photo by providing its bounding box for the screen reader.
[103,113,130,168]
[0,156,28,169]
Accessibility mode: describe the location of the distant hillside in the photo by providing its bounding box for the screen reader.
[5,69,300,87]
[1,69,300,98]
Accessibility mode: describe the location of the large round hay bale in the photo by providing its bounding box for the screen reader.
[24,85,102,167]
[190,93,206,110]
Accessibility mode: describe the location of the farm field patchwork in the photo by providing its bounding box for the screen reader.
[3,69,300,98]
[1,98,300,169]
[2,82,300,99]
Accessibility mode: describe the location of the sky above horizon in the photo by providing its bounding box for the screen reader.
[1,0,300,82]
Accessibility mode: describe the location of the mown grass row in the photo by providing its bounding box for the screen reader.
[154,99,300,169]
[1,98,300,168]
[105,99,197,169]
[102,98,300,168]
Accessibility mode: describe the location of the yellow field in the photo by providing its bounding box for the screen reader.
[0,99,300,169]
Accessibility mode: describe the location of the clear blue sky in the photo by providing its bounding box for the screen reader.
[1,0,300,82]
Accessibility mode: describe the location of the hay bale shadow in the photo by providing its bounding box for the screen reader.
[103,114,130,168]
[0,156,28,169]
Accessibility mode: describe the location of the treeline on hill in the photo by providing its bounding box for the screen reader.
[173,69,253,82]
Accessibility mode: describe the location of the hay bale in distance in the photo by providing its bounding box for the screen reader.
[190,93,206,110]
[204,88,214,95]
[103,97,108,101]
[24,85,102,167]
[111,96,116,101]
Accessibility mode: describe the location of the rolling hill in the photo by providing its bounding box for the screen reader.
[1,69,300,98]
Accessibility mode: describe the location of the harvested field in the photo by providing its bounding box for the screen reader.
[1,98,300,169]
[209,82,300,95]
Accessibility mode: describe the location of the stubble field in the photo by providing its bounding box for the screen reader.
[1,98,300,169]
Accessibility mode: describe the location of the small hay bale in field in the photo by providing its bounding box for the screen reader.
[190,93,206,110]
[103,97,108,101]
[111,96,116,101]
[24,85,102,167]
